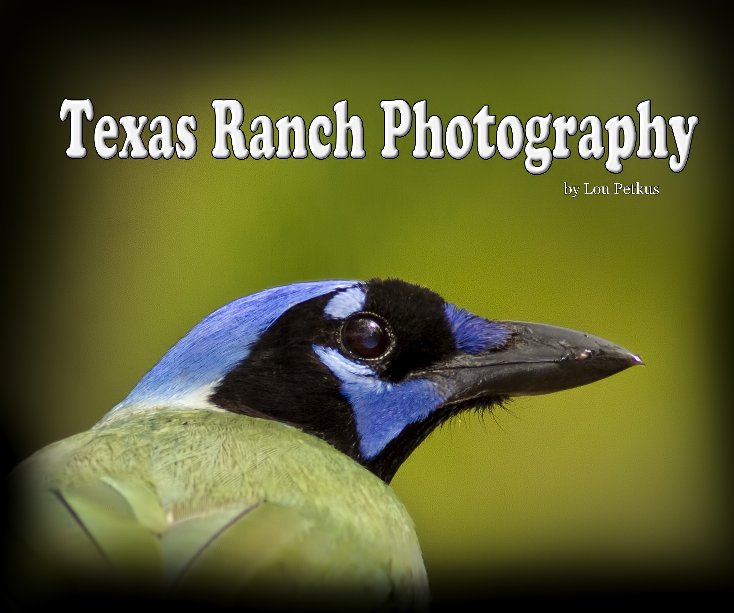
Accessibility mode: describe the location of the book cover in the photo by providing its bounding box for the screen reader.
[4,6,730,605]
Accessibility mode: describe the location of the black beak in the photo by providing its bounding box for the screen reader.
[418,321,642,407]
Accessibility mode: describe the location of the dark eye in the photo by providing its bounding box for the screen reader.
[340,313,393,360]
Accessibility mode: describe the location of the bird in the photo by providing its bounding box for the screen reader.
[7,278,641,609]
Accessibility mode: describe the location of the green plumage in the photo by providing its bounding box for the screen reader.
[9,408,428,608]
[8,280,639,608]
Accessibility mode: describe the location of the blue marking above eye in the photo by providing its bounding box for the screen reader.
[313,345,446,458]
[324,285,366,319]
[444,302,510,354]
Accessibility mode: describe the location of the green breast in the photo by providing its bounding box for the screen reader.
[10,408,429,609]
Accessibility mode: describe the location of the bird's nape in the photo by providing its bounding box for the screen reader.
[8,277,642,607]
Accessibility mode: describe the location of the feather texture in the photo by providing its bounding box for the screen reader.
[9,408,428,608]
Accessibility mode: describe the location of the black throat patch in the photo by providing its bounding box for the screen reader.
[210,293,362,460]
[210,279,469,483]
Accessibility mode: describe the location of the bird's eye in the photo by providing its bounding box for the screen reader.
[340,313,393,360]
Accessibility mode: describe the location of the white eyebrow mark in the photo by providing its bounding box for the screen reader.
[324,285,366,319]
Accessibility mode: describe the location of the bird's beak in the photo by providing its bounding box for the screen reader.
[419,321,642,406]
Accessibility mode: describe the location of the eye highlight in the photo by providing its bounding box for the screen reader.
[339,313,393,361]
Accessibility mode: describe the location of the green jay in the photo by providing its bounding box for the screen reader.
[8,279,641,608]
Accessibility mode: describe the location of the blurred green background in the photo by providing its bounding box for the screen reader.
[4,7,730,601]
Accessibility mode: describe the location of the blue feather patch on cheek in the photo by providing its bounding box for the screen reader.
[313,345,446,459]
[444,302,510,354]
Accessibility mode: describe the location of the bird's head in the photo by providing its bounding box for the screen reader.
[113,279,641,482]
